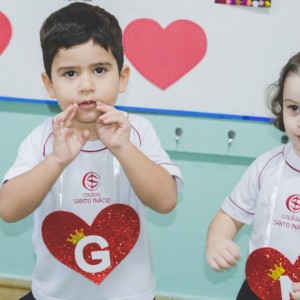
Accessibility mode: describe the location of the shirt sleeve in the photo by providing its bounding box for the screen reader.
[221,145,285,225]
[3,127,44,182]
[130,115,184,192]
[221,159,260,225]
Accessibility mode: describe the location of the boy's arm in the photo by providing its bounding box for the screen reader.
[95,102,178,214]
[206,209,243,271]
[0,155,65,222]
[112,142,177,214]
[0,104,89,222]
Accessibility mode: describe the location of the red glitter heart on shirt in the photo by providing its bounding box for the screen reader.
[42,204,140,284]
[246,247,300,299]
[123,19,207,90]
[0,12,12,55]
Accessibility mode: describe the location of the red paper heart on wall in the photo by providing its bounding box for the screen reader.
[123,19,207,90]
[0,12,12,55]
[42,204,140,284]
[246,247,300,299]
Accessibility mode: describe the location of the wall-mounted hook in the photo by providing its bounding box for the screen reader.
[175,127,183,145]
[281,134,289,144]
[228,130,236,146]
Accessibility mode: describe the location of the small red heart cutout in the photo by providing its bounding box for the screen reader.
[42,204,140,284]
[246,247,300,299]
[0,12,12,55]
[123,19,207,90]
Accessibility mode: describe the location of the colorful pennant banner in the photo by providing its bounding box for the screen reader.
[215,0,271,7]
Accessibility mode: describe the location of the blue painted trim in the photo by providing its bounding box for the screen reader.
[115,105,273,122]
[0,96,59,106]
[0,96,273,123]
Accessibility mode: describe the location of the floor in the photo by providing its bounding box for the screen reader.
[0,278,180,300]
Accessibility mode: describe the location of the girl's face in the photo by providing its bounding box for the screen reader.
[283,73,300,156]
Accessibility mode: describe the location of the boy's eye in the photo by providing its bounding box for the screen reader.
[64,71,76,78]
[94,67,105,75]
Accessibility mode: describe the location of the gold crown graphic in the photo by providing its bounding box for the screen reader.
[267,262,285,281]
[66,229,85,245]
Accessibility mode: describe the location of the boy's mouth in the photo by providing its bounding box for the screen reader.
[78,100,96,109]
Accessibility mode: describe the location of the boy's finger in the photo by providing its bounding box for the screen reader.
[96,101,115,113]
[64,104,78,126]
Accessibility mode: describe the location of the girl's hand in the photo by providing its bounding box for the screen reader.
[206,238,241,271]
[95,101,131,152]
[292,282,300,299]
[51,104,89,166]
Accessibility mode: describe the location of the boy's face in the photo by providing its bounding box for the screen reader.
[42,40,129,127]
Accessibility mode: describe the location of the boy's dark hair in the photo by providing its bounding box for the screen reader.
[267,52,300,132]
[40,2,124,79]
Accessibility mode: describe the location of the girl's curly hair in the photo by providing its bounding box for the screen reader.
[267,52,300,132]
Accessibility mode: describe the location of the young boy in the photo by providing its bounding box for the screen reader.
[0,3,183,300]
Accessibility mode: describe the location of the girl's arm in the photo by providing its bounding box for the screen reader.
[206,209,244,271]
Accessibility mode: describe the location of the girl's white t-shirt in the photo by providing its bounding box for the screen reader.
[222,143,300,263]
[4,113,183,300]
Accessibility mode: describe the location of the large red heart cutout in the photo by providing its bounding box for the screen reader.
[0,12,12,55]
[246,247,300,299]
[123,19,207,90]
[42,204,140,284]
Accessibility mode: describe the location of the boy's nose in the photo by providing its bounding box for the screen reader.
[79,73,95,94]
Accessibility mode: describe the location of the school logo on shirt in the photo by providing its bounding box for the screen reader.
[82,172,101,191]
[73,172,111,205]
[286,194,300,213]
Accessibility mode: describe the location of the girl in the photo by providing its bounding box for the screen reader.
[206,52,300,299]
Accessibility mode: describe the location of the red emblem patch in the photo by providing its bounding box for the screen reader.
[246,247,300,299]
[42,204,140,284]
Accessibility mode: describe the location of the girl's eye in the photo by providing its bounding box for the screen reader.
[64,71,76,78]
[94,67,105,75]
[288,105,300,112]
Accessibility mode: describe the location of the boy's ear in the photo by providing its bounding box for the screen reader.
[41,72,56,99]
[119,65,130,93]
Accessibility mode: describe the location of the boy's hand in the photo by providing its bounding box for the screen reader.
[95,102,131,151]
[51,104,89,166]
[206,238,241,271]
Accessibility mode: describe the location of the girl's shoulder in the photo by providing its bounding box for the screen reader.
[255,144,285,164]
[249,144,287,178]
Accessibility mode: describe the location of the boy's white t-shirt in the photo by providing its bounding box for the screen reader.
[222,142,300,263]
[4,113,183,300]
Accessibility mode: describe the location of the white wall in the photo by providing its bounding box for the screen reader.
[1,0,298,118]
